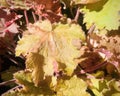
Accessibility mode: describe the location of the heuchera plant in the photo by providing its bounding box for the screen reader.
[0,0,120,96]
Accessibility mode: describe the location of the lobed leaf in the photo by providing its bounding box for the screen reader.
[56,75,90,96]
[81,0,120,30]
[2,70,55,96]
[16,20,86,86]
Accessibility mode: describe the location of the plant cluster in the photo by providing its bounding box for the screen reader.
[0,0,120,96]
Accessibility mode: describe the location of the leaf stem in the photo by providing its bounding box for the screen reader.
[87,24,96,34]
[87,24,96,50]
[81,61,107,73]
[24,10,29,26]
[0,79,16,86]
[32,11,37,22]
[74,7,80,22]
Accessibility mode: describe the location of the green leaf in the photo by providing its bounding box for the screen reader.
[89,78,106,96]
[0,0,9,7]
[73,0,101,4]
[35,19,52,32]
[15,34,40,56]
[1,66,19,81]
[16,20,85,86]
[81,0,120,30]
[2,70,56,96]
[112,93,120,96]
[53,23,85,75]
[56,75,90,96]
[60,0,101,8]
[89,78,120,96]
[14,70,33,85]
[43,57,56,76]
[26,53,45,86]
[10,0,31,10]
[103,79,120,96]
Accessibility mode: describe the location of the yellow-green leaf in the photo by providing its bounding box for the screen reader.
[16,20,85,86]
[56,75,90,96]
[26,53,44,86]
[81,0,120,30]
[74,0,101,4]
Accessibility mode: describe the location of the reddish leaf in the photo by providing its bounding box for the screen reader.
[33,0,61,22]
[0,8,7,18]
[34,0,61,13]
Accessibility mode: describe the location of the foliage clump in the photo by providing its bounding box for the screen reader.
[0,0,120,96]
